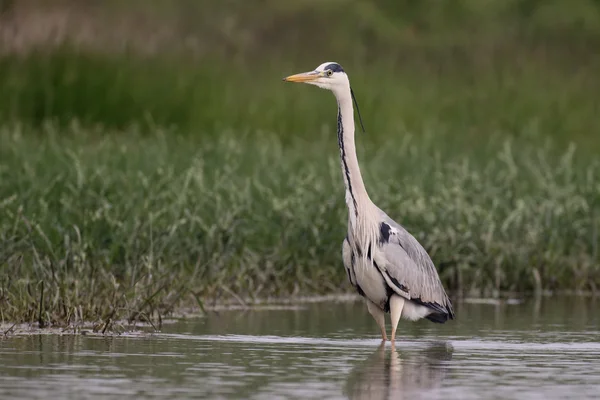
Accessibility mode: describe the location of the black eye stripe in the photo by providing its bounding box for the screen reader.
[323,63,344,73]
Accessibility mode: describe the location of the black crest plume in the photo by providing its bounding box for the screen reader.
[350,88,366,133]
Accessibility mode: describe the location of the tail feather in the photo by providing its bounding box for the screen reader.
[425,312,450,324]
[412,297,455,323]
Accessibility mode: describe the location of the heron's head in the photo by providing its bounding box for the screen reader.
[283,61,349,93]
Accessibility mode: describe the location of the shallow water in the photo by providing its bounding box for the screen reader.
[1,296,599,399]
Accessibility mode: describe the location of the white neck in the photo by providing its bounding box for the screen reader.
[334,87,374,225]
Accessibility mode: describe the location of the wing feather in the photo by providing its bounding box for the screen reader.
[374,211,454,319]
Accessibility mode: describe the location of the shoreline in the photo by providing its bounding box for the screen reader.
[2,291,596,338]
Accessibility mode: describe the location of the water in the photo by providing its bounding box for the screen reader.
[1,296,599,399]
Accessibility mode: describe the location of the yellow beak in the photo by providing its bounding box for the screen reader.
[283,71,321,83]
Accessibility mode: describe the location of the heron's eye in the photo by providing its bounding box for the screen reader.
[326,70,333,77]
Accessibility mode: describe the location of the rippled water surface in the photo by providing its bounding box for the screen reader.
[1,296,599,399]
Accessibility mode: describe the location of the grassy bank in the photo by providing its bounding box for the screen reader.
[1,126,598,325]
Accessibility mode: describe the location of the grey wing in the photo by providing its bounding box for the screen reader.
[374,212,454,319]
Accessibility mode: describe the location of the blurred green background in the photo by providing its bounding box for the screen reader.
[1,0,600,147]
[0,0,599,324]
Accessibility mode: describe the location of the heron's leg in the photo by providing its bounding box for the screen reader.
[389,295,405,343]
[366,300,387,341]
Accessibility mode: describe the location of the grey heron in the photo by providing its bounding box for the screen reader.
[283,62,455,342]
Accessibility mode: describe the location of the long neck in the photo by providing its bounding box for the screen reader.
[336,89,373,221]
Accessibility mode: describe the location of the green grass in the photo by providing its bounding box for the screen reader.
[1,50,599,151]
[1,126,598,325]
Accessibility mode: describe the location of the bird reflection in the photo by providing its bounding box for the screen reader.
[344,341,453,400]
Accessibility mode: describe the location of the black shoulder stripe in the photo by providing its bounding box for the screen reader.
[379,222,391,244]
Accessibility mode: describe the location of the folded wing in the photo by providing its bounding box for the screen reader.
[373,213,454,321]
